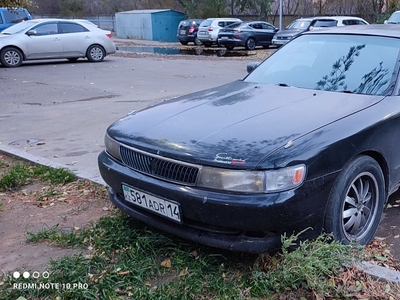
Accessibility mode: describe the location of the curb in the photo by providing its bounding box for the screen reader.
[1,143,400,284]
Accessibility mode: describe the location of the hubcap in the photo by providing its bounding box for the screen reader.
[90,47,103,60]
[5,50,20,66]
[342,172,378,241]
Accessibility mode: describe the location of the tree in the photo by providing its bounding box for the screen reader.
[0,0,35,7]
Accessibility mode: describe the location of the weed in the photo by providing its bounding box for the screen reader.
[1,213,369,300]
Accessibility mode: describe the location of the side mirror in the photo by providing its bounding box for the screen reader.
[247,62,260,73]
[384,20,388,24]
[27,30,37,36]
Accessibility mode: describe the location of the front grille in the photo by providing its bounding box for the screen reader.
[120,146,199,185]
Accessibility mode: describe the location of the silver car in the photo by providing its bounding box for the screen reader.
[197,17,242,47]
[0,19,116,67]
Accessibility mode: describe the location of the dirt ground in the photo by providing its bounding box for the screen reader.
[0,154,113,275]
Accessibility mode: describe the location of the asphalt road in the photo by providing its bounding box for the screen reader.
[1,45,399,266]
[0,52,254,183]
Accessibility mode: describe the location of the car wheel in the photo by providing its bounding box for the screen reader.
[225,45,234,50]
[180,41,188,45]
[324,155,385,246]
[86,45,105,62]
[245,38,256,50]
[0,47,23,67]
[194,37,202,46]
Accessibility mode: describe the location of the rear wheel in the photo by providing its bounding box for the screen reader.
[245,38,256,50]
[324,155,385,245]
[0,47,23,67]
[86,45,105,62]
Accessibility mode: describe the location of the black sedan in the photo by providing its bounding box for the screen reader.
[99,25,400,253]
[218,21,278,50]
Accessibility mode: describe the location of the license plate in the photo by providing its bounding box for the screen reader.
[180,30,186,35]
[122,185,181,223]
[220,36,228,39]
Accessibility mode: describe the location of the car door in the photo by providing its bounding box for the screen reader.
[58,22,92,57]
[24,22,63,59]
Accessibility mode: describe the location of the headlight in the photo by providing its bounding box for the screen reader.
[104,133,121,161]
[197,164,306,193]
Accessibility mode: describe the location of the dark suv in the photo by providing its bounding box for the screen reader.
[176,19,204,45]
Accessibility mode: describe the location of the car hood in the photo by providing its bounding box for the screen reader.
[108,81,384,168]
[275,29,305,37]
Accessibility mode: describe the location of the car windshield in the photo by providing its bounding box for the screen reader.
[1,20,38,34]
[286,20,311,30]
[387,12,400,24]
[245,34,400,95]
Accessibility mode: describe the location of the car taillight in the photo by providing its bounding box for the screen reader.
[237,29,242,33]
[189,26,195,34]
[207,26,213,31]
[106,33,112,38]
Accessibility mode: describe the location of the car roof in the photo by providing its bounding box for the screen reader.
[303,24,400,38]
[295,16,366,21]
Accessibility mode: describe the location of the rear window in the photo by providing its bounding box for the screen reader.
[287,20,312,30]
[3,10,29,24]
[200,20,213,27]
[313,20,338,27]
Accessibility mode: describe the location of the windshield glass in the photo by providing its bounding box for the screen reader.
[245,34,400,95]
[387,12,400,24]
[286,20,311,30]
[1,20,38,34]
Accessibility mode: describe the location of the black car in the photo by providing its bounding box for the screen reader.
[176,19,204,45]
[218,21,278,50]
[99,24,400,253]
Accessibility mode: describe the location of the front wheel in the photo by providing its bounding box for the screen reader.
[324,155,385,245]
[194,37,202,46]
[0,47,23,67]
[86,45,105,62]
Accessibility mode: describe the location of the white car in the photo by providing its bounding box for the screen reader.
[272,16,369,46]
[0,18,116,67]
[197,17,242,47]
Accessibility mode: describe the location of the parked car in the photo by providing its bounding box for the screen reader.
[0,18,116,67]
[197,17,242,47]
[98,24,400,253]
[218,21,278,50]
[176,19,204,45]
[272,16,369,46]
[0,7,32,32]
[385,11,400,24]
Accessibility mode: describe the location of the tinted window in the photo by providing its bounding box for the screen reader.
[3,10,29,23]
[313,20,338,27]
[33,23,58,35]
[245,34,399,95]
[59,22,88,33]
[200,20,213,27]
[287,20,312,30]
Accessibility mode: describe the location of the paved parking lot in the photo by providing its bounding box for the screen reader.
[1,44,399,266]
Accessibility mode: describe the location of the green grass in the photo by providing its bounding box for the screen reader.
[1,213,361,300]
[0,162,76,190]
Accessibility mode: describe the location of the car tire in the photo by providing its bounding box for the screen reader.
[0,47,23,67]
[86,45,105,62]
[245,38,256,50]
[324,155,385,246]
[180,41,188,45]
[194,37,202,46]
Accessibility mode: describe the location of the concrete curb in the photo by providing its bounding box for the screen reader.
[1,144,400,284]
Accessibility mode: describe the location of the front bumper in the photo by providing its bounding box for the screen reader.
[98,151,335,253]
